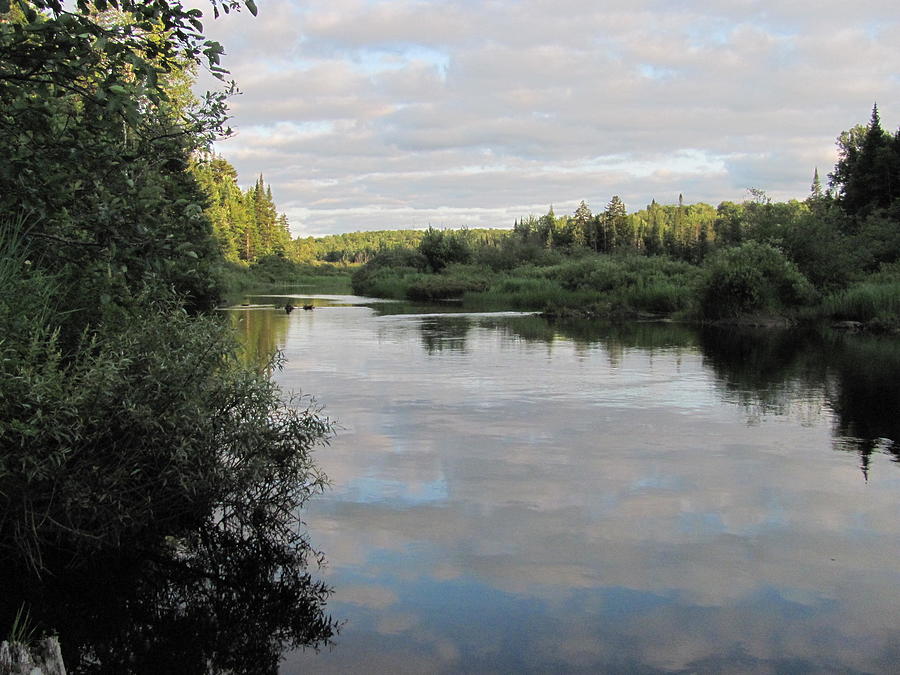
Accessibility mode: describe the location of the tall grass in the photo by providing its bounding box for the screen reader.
[465,276,595,310]
[219,259,352,295]
[822,281,900,322]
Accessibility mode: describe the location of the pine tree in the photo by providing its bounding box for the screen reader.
[810,167,824,200]
[603,196,628,250]
[571,200,592,248]
[834,104,893,217]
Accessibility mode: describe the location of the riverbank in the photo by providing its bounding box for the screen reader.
[219,257,354,297]
[350,244,900,333]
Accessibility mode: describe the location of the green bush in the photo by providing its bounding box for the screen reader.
[699,242,816,319]
[624,281,694,314]
[418,228,472,272]
[473,237,562,271]
[406,275,489,301]
[468,276,593,310]
[780,212,856,292]
[549,257,629,292]
[0,261,332,570]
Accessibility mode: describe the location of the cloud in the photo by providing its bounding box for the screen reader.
[194,0,900,235]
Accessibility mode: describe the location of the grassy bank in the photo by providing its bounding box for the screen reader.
[220,256,353,297]
[351,242,900,331]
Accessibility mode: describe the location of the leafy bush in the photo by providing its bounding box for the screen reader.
[852,211,900,271]
[699,242,816,319]
[407,275,489,301]
[473,237,562,271]
[549,257,629,292]
[624,281,695,314]
[0,250,332,570]
[418,227,472,272]
[775,210,856,292]
[350,246,430,298]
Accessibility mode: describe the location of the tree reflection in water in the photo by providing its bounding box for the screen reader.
[501,316,899,479]
[1,495,337,674]
[419,316,473,355]
[697,326,900,477]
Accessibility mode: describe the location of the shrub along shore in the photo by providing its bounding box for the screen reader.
[349,228,900,333]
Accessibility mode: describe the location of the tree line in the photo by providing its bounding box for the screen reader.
[192,155,293,262]
[352,104,899,325]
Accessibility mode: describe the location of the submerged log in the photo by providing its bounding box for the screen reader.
[0,637,66,675]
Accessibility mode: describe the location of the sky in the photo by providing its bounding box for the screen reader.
[194,0,900,237]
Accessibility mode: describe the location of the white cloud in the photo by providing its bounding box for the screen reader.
[194,0,900,235]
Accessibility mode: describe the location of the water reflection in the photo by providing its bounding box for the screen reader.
[230,306,291,369]
[0,529,335,674]
[227,301,899,673]
[419,317,472,355]
[698,326,900,476]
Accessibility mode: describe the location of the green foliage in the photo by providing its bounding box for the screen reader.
[623,281,695,314]
[350,247,429,297]
[699,242,816,319]
[417,227,473,272]
[192,158,294,264]
[475,276,588,311]
[0,1,237,322]
[309,229,427,264]
[778,208,856,291]
[407,274,489,301]
[852,209,900,271]
[474,236,563,271]
[822,281,900,323]
[830,105,900,219]
[0,15,337,646]
[0,285,332,570]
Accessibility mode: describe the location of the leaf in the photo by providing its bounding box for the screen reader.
[108,84,128,95]
[244,0,257,16]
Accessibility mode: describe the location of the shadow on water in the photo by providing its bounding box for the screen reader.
[419,316,473,355]
[491,314,899,478]
[698,326,900,476]
[0,527,335,674]
[229,307,292,370]
[498,315,698,350]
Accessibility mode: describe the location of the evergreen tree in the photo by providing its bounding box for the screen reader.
[831,105,896,218]
[571,200,592,248]
[810,167,824,201]
[536,206,555,247]
[604,196,628,250]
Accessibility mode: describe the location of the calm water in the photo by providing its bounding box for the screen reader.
[237,294,900,674]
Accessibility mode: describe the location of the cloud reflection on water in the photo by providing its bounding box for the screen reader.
[235,303,900,673]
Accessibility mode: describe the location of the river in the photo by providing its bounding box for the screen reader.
[231,292,900,674]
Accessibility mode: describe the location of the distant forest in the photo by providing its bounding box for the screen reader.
[193,154,508,264]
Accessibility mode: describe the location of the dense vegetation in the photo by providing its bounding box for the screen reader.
[0,0,336,663]
[351,106,900,329]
